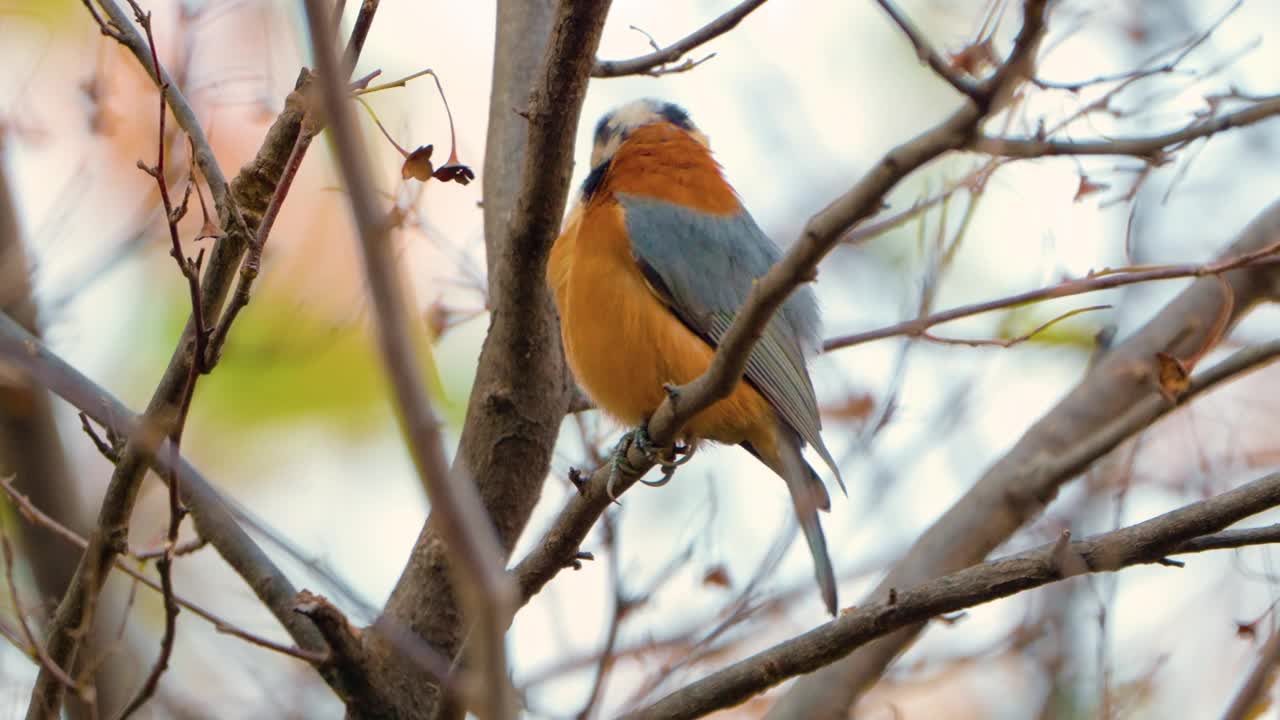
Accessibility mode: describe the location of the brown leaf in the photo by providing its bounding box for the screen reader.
[948,38,997,77]
[1154,351,1190,402]
[401,144,434,181]
[824,393,875,425]
[702,565,731,589]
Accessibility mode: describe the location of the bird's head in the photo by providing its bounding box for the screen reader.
[589,98,710,171]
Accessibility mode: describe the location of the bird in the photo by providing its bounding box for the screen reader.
[547,98,844,615]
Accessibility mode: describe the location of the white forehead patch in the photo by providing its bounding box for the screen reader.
[589,99,708,169]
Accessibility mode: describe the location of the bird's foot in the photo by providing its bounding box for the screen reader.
[606,426,695,502]
[640,441,696,487]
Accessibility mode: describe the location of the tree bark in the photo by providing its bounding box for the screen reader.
[359,1,611,716]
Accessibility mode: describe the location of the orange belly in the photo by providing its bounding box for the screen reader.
[549,200,779,458]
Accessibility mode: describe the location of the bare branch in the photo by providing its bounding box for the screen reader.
[364,0,613,717]
[1,533,90,705]
[874,0,983,103]
[0,312,335,692]
[116,9,205,714]
[0,478,323,665]
[593,0,769,78]
[28,0,386,714]
[300,2,519,718]
[975,94,1280,160]
[824,253,1280,353]
[293,591,421,718]
[1176,524,1280,554]
[627,468,1280,719]
[770,205,1280,718]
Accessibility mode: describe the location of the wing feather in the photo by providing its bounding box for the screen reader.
[619,194,843,490]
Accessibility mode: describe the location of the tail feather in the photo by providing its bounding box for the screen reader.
[753,428,838,616]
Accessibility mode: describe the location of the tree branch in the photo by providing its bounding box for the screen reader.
[360,1,612,717]
[824,254,1280,352]
[627,469,1280,719]
[874,0,982,103]
[593,0,769,78]
[974,94,1280,160]
[28,0,383,714]
[768,201,1280,717]
[0,312,329,665]
[301,2,517,718]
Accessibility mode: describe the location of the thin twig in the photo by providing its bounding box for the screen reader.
[593,0,770,77]
[975,94,1280,159]
[875,0,983,103]
[823,253,1280,353]
[115,8,201,715]
[30,0,385,713]
[920,303,1110,348]
[0,478,324,665]
[2,533,90,703]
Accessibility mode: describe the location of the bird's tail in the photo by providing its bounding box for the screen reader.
[756,424,837,616]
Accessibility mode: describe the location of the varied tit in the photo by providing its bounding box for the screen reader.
[547,98,844,615]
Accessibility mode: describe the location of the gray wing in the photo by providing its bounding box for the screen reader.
[618,193,843,490]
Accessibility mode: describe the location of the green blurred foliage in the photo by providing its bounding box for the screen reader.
[137,286,460,435]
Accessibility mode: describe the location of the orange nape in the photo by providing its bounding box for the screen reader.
[548,133,787,465]
[595,122,741,215]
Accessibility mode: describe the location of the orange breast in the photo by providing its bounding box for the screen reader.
[548,192,781,460]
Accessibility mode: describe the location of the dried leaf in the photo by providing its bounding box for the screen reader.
[401,144,434,181]
[948,38,997,77]
[702,565,731,589]
[824,393,875,424]
[1155,351,1190,402]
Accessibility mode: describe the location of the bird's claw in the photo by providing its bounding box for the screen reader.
[606,426,693,501]
[639,441,696,487]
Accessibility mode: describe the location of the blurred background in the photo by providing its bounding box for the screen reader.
[1,0,1280,717]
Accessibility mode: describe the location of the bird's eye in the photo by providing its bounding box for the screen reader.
[594,116,611,145]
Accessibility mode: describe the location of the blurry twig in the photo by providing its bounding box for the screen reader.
[975,94,1280,160]
[1,533,91,704]
[1219,618,1280,720]
[0,477,325,664]
[874,0,983,103]
[575,513,626,720]
[301,2,516,718]
[0,312,333,693]
[824,251,1280,353]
